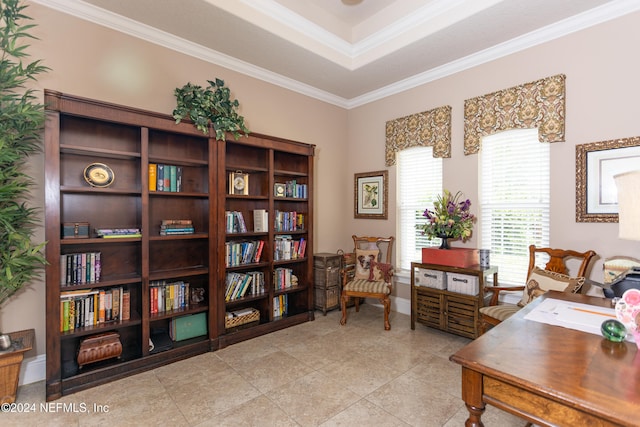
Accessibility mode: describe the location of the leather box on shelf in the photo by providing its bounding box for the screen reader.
[170,312,207,341]
[77,332,122,368]
[422,248,478,268]
[62,222,90,239]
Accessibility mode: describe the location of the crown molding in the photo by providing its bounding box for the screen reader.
[31,0,640,109]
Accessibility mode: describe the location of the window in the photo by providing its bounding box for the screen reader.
[480,128,550,285]
[397,147,443,270]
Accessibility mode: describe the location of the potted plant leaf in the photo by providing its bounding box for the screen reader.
[0,0,48,403]
[172,78,249,140]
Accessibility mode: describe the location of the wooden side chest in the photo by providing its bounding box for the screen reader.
[314,253,342,315]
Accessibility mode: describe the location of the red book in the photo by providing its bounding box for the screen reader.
[254,240,265,263]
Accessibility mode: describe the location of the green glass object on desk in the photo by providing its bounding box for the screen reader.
[601,319,627,342]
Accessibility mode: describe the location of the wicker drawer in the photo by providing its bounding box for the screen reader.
[447,272,479,295]
[314,253,342,269]
[315,286,339,315]
[314,267,340,288]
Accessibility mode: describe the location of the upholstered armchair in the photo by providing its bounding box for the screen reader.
[340,235,394,330]
[479,245,596,334]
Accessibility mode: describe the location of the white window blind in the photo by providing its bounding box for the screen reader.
[397,147,443,270]
[480,128,550,285]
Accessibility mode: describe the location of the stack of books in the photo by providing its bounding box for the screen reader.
[96,228,141,238]
[160,219,194,235]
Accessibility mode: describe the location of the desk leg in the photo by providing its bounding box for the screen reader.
[461,367,485,427]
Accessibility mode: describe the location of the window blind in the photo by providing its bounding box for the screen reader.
[397,147,443,270]
[480,129,550,285]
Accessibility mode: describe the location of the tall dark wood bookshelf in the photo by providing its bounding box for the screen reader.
[44,90,315,400]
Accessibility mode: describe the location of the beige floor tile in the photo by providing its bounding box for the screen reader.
[196,395,299,427]
[365,372,463,427]
[319,399,410,426]
[12,305,534,426]
[268,370,361,426]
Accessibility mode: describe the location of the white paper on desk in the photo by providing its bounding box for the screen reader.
[524,298,633,342]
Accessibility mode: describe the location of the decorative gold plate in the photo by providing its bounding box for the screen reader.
[83,163,114,187]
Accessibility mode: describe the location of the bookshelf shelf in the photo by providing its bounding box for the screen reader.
[45,91,314,401]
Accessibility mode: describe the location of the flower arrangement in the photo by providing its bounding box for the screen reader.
[418,190,475,247]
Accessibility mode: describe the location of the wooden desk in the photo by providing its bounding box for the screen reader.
[450,291,640,427]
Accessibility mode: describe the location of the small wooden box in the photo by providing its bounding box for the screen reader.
[62,222,90,239]
[77,332,122,368]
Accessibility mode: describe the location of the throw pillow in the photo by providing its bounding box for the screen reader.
[369,260,393,282]
[518,266,585,307]
[355,249,379,279]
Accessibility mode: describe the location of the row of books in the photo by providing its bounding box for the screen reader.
[96,228,141,238]
[273,267,298,290]
[160,219,194,235]
[225,211,247,233]
[274,236,307,260]
[275,179,307,199]
[60,252,101,286]
[274,210,305,232]
[225,240,265,267]
[273,294,288,318]
[149,163,183,192]
[60,287,130,332]
[150,280,191,314]
[225,271,265,301]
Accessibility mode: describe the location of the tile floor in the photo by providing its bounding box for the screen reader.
[5,305,526,426]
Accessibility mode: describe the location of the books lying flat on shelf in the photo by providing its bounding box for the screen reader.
[95,228,141,238]
[160,219,194,235]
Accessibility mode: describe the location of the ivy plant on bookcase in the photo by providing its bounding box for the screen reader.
[44,90,315,400]
[216,135,315,347]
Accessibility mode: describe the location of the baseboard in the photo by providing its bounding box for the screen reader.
[19,354,46,385]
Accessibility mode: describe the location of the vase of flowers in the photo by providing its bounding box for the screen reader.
[418,190,475,249]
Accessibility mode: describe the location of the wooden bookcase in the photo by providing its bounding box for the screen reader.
[44,91,314,400]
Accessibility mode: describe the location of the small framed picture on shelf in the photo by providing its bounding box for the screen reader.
[274,183,286,198]
[229,171,249,195]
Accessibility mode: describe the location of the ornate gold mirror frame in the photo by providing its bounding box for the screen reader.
[576,136,640,222]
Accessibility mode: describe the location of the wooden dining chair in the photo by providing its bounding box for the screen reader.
[340,235,394,330]
[479,245,596,334]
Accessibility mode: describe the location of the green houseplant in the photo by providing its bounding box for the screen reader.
[0,0,48,309]
[172,78,249,140]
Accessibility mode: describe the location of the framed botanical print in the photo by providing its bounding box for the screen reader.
[354,170,388,219]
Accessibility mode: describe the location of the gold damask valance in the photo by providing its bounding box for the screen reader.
[385,105,451,166]
[463,74,565,155]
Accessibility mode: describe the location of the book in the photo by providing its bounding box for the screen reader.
[253,209,268,232]
[121,291,130,321]
[157,164,164,191]
[148,163,157,191]
[169,165,177,192]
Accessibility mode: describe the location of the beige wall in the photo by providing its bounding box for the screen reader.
[345,11,640,301]
[3,3,640,358]
[2,2,348,356]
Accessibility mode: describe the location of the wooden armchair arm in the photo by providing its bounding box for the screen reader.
[484,285,524,307]
[341,265,355,286]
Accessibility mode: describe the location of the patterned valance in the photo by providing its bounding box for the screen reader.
[463,74,566,155]
[385,105,451,166]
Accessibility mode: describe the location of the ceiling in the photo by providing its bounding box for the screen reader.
[35,0,638,108]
